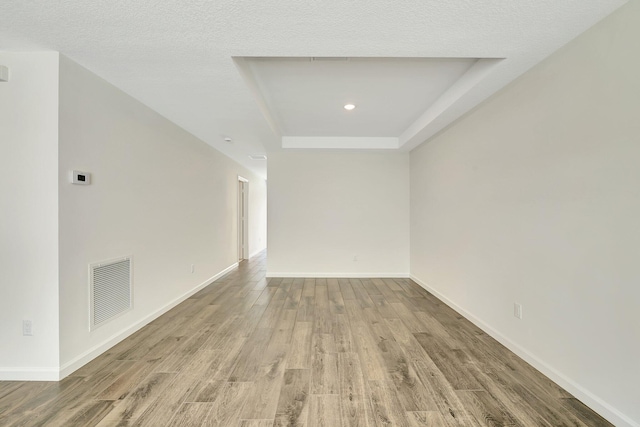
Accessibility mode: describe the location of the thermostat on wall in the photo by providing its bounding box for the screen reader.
[71,170,91,185]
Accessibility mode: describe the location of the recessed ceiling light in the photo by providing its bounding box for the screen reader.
[224,137,232,143]
[344,104,356,111]
[249,155,267,160]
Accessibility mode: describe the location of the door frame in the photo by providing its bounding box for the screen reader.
[238,176,249,261]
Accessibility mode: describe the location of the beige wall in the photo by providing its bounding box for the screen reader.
[0,52,266,380]
[57,55,266,374]
[0,52,60,378]
[410,3,640,426]
[268,150,409,277]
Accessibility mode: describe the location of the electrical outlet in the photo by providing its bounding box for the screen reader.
[0,65,9,82]
[514,303,523,319]
[353,255,358,262]
[23,320,33,336]
[191,264,195,274]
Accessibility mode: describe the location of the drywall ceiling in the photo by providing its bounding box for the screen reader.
[0,0,627,178]
[240,57,479,148]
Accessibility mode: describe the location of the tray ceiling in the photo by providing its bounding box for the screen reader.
[0,0,628,177]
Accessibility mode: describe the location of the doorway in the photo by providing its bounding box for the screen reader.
[238,176,249,261]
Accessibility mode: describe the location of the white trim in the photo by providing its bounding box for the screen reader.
[409,274,640,427]
[266,272,410,278]
[282,136,398,150]
[237,176,249,261]
[0,367,60,381]
[55,261,239,381]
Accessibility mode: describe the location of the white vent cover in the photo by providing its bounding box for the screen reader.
[89,256,133,330]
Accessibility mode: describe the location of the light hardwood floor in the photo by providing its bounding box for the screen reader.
[0,251,612,426]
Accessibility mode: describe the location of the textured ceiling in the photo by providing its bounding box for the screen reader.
[0,0,627,178]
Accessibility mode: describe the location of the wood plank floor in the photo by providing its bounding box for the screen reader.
[0,251,612,426]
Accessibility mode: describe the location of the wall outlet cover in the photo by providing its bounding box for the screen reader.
[514,303,523,319]
[22,320,33,336]
[0,65,8,82]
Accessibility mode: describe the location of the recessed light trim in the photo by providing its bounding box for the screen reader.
[344,104,356,111]
[249,155,267,160]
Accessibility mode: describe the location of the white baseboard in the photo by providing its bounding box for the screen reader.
[0,262,239,382]
[409,274,639,427]
[58,261,239,379]
[0,367,59,381]
[266,272,410,278]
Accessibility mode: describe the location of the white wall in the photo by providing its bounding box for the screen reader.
[56,55,266,375]
[0,52,60,378]
[248,178,268,258]
[0,52,266,380]
[267,151,409,277]
[410,3,640,426]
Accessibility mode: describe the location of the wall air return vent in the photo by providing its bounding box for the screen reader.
[89,256,133,330]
